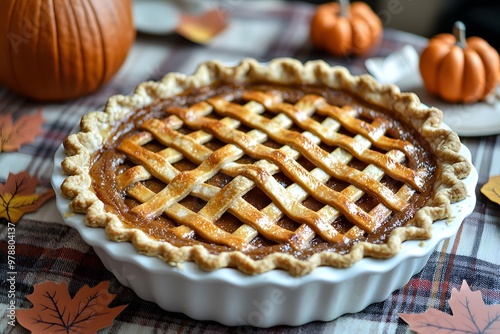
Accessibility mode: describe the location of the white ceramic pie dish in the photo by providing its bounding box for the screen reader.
[51,138,477,327]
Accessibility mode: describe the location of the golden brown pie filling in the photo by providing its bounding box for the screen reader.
[88,82,437,260]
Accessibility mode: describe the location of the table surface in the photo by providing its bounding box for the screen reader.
[1,2,499,333]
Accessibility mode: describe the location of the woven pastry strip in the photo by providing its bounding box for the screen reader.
[243,91,421,190]
[116,90,421,250]
[206,97,409,211]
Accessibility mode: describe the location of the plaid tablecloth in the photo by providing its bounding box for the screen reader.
[1,2,499,333]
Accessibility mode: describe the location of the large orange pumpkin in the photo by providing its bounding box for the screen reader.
[310,0,382,56]
[0,0,135,102]
[419,21,500,103]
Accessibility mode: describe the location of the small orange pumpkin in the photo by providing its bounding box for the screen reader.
[310,0,382,56]
[419,21,500,103]
[0,0,135,102]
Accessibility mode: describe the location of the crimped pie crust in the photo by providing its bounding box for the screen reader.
[61,58,470,276]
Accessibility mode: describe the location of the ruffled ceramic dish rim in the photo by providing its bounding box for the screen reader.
[51,134,477,327]
[52,58,478,326]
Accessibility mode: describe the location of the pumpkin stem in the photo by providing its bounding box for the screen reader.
[339,0,350,17]
[453,21,467,48]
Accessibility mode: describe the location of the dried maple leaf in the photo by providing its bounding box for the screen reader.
[481,175,500,206]
[0,109,44,153]
[176,9,228,44]
[400,281,500,334]
[16,281,128,334]
[0,171,55,224]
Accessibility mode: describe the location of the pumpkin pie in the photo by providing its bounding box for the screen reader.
[61,58,470,276]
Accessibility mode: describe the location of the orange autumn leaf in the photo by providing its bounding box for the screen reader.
[0,171,55,224]
[0,109,44,153]
[16,281,128,334]
[481,175,500,206]
[399,280,500,334]
[176,9,228,44]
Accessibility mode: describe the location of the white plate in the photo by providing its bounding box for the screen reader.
[132,0,210,35]
[366,45,500,137]
[133,0,181,35]
[406,85,500,137]
[51,140,478,327]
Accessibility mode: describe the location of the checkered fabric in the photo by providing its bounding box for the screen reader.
[1,2,499,333]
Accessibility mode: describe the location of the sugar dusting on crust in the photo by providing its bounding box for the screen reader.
[60,58,471,276]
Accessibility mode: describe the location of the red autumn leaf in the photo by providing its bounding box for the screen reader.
[0,171,55,224]
[0,109,44,152]
[16,281,128,334]
[400,280,500,334]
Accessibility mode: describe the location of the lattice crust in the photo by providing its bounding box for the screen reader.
[61,58,471,276]
[117,91,419,250]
